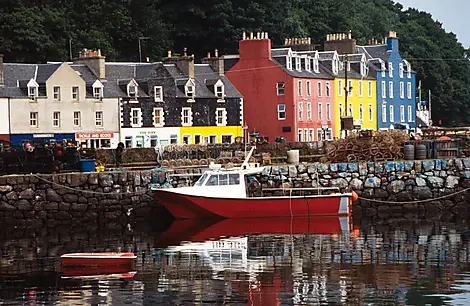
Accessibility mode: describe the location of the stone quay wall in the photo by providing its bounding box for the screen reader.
[2,158,470,227]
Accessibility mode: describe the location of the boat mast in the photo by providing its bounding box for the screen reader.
[242,146,256,168]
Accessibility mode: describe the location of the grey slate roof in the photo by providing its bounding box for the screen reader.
[271,58,333,79]
[194,64,242,98]
[357,45,389,62]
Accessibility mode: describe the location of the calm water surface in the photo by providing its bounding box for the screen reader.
[2,216,470,305]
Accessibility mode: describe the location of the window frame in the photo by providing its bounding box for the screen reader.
[181,107,192,126]
[306,81,311,96]
[52,111,61,128]
[72,86,79,101]
[326,82,331,97]
[318,102,322,121]
[326,103,331,121]
[368,104,373,122]
[408,105,413,122]
[307,102,312,121]
[381,81,386,99]
[400,82,404,99]
[338,79,343,96]
[154,86,163,102]
[298,102,303,121]
[30,112,38,128]
[389,82,393,98]
[389,105,394,122]
[216,108,227,126]
[73,111,81,127]
[368,81,372,97]
[277,82,285,96]
[153,107,164,127]
[53,86,61,101]
[95,111,103,127]
[130,108,141,127]
[382,105,387,123]
[298,80,302,96]
[317,82,322,97]
[277,104,286,120]
[407,82,412,99]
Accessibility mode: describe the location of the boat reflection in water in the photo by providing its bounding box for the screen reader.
[156,216,354,305]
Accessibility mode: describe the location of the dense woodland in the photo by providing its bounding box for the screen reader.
[0,0,469,126]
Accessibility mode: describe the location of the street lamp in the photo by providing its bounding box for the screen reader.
[138,37,150,62]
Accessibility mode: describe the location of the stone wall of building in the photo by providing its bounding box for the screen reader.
[1,159,470,227]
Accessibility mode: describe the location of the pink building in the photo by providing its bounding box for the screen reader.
[225,33,335,142]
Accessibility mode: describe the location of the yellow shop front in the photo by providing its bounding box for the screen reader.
[180,126,243,144]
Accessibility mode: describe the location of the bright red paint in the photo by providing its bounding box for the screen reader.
[154,189,351,220]
[62,266,136,278]
[0,134,9,141]
[157,216,351,247]
[226,38,335,142]
[61,252,136,267]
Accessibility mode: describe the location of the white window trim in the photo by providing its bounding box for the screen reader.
[181,107,193,126]
[153,107,165,127]
[309,128,314,142]
[348,80,353,97]
[389,82,393,98]
[382,105,387,123]
[277,82,285,96]
[339,103,343,118]
[278,104,286,120]
[317,82,322,97]
[407,82,412,99]
[305,56,311,71]
[359,104,364,121]
[389,62,393,77]
[27,79,39,101]
[338,80,343,96]
[127,80,138,99]
[389,105,394,122]
[185,79,196,101]
[298,102,303,121]
[95,111,103,127]
[358,80,363,97]
[286,55,292,70]
[154,86,164,102]
[72,86,79,101]
[295,57,301,71]
[408,105,413,122]
[215,108,227,126]
[73,111,81,127]
[326,82,331,97]
[326,103,331,121]
[130,108,142,127]
[298,129,302,142]
[369,104,373,122]
[368,81,372,97]
[313,58,319,73]
[221,134,234,144]
[304,129,308,143]
[92,80,104,100]
[298,80,302,96]
[306,81,311,96]
[400,105,405,122]
[52,111,61,128]
[400,82,404,99]
[30,112,38,128]
[182,134,192,145]
[318,102,322,121]
[399,63,404,78]
[307,102,312,120]
[53,86,61,101]
[214,79,225,101]
[381,81,386,98]
[348,103,353,117]
[317,128,323,141]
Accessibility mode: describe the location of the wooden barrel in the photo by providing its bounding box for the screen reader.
[404,144,415,160]
[415,144,427,160]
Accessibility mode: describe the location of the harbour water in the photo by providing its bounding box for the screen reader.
[2,216,470,305]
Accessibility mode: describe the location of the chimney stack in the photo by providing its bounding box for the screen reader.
[202,49,224,76]
[74,48,106,79]
[324,32,356,55]
[162,48,194,79]
[183,47,187,56]
[214,49,219,57]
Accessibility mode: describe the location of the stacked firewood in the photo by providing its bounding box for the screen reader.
[324,130,410,163]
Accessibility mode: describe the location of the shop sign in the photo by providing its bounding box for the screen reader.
[76,132,114,140]
[33,134,54,138]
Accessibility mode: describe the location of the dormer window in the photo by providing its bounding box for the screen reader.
[27,79,39,101]
[347,62,351,72]
[128,85,137,98]
[389,62,393,77]
[214,80,224,100]
[185,79,195,100]
[313,59,319,73]
[154,86,163,102]
[295,57,301,71]
[332,59,339,75]
[305,57,311,71]
[381,62,386,77]
[404,60,412,78]
[399,63,404,78]
[286,55,292,70]
[92,80,104,100]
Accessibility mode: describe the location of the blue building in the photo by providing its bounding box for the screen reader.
[357,31,416,131]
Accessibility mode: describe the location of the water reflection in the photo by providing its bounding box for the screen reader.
[1,217,470,304]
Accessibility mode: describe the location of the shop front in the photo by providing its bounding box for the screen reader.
[75,132,120,149]
[120,128,181,148]
[9,133,76,145]
[179,126,243,144]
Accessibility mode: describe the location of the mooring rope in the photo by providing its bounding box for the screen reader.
[358,186,470,205]
[31,174,149,196]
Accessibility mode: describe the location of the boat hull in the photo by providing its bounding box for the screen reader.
[61,253,136,267]
[154,190,352,219]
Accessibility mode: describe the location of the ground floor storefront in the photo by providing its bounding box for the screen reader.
[120,128,180,148]
[9,133,76,145]
[75,132,120,149]
[180,126,243,144]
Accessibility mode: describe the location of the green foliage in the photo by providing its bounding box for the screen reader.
[0,0,468,126]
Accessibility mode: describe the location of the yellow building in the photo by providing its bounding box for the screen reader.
[334,76,377,137]
[179,126,243,144]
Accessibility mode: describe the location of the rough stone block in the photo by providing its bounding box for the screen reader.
[427,176,444,188]
[387,180,405,194]
[0,185,13,193]
[288,165,297,177]
[348,163,358,172]
[46,189,62,202]
[364,177,381,188]
[446,176,460,189]
[464,158,470,169]
[0,201,16,211]
[63,194,79,203]
[19,188,35,200]
[413,186,433,199]
[338,163,348,172]
[15,199,31,210]
[350,178,363,190]
[331,178,348,189]
[415,177,427,187]
[404,161,414,172]
[329,164,338,172]
[358,163,368,176]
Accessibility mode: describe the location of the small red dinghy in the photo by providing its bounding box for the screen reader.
[61,252,136,267]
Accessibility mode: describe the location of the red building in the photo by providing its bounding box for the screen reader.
[225,33,335,142]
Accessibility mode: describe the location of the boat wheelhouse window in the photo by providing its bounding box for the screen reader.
[195,173,208,186]
[229,174,240,185]
[219,174,228,185]
[206,175,219,186]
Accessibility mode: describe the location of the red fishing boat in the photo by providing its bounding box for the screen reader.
[150,147,354,220]
[61,252,136,267]
[62,266,137,279]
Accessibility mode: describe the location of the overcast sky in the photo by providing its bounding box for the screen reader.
[396,0,469,47]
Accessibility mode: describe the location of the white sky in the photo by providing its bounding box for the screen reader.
[397,0,469,47]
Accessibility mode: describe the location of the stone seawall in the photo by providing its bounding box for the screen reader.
[1,158,470,227]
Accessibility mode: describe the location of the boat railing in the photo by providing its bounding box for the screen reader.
[260,187,340,197]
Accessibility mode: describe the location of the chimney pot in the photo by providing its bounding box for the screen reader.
[250,32,254,39]
[207,52,211,58]
[308,37,311,44]
[183,47,187,56]
[168,50,172,58]
[146,57,149,62]
[242,31,246,40]
[215,49,219,57]
[265,32,268,39]
[348,31,352,39]
[256,32,260,39]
